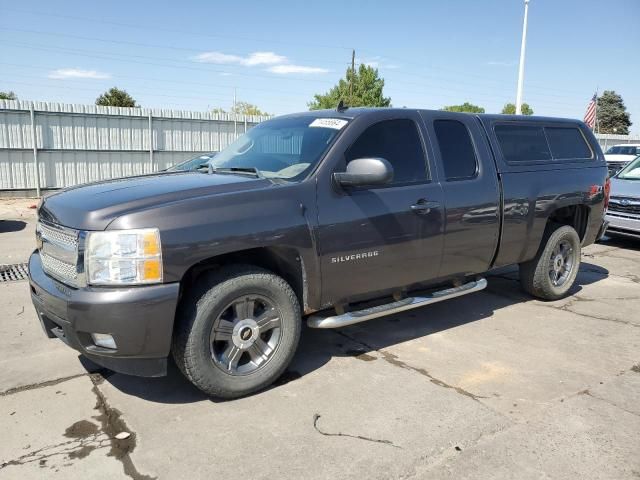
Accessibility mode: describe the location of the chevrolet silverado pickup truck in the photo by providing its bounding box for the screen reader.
[29,108,609,399]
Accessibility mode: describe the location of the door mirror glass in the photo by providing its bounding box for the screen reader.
[334,157,394,187]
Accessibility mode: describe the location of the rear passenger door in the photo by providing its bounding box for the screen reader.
[420,111,500,277]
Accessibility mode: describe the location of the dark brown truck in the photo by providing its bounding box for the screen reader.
[29,108,609,398]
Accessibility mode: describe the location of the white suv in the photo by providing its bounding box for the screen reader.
[604,144,640,176]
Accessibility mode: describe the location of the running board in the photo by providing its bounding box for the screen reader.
[307,278,487,329]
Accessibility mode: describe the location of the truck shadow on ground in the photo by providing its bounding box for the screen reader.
[91,262,609,405]
[598,235,640,251]
[0,220,27,233]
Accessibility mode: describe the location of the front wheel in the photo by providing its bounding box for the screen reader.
[519,225,581,300]
[172,265,301,399]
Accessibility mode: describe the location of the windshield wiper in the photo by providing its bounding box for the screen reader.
[208,166,263,178]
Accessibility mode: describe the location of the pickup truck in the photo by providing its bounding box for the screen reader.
[29,108,609,399]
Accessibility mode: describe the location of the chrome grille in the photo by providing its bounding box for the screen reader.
[37,221,79,286]
[608,197,640,216]
[40,253,78,282]
[39,223,78,250]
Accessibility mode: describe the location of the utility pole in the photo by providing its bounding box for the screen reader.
[350,49,355,105]
[515,0,530,115]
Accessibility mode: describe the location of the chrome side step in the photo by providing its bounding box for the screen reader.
[307,278,487,329]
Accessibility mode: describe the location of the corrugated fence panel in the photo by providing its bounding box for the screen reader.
[0,100,269,191]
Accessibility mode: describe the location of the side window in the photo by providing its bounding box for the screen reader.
[433,120,478,180]
[494,124,552,163]
[545,127,593,160]
[346,119,428,184]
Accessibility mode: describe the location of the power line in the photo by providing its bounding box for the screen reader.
[1,8,353,51]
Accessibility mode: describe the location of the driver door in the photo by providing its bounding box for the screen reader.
[316,112,445,305]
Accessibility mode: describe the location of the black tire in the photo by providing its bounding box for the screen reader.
[519,225,581,300]
[172,265,301,399]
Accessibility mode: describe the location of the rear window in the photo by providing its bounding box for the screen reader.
[495,124,593,163]
[545,127,592,159]
[433,120,478,180]
[494,125,551,163]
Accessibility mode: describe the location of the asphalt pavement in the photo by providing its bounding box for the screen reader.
[1,201,639,479]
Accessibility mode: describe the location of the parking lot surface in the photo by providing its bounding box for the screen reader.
[1,202,639,479]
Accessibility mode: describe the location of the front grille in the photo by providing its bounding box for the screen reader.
[37,221,80,286]
[608,197,640,216]
[39,222,78,250]
[40,252,79,282]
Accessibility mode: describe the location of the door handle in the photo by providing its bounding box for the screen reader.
[410,199,439,215]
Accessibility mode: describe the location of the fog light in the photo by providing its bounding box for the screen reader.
[91,333,117,350]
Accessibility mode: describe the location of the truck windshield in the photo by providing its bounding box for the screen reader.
[616,155,640,180]
[209,116,347,180]
[606,146,640,155]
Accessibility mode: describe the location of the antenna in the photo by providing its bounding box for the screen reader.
[336,100,348,112]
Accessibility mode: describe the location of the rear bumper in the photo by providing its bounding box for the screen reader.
[28,251,180,377]
[605,212,640,239]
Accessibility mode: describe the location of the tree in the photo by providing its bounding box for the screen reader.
[212,102,269,116]
[95,87,137,107]
[232,102,268,116]
[0,91,17,100]
[308,64,391,110]
[597,90,631,134]
[502,102,534,115]
[442,102,485,113]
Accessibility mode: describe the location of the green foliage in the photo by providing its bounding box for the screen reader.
[597,90,631,134]
[233,102,269,116]
[502,102,534,115]
[212,102,269,116]
[308,64,391,110]
[0,91,17,100]
[442,102,485,113]
[95,87,137,107]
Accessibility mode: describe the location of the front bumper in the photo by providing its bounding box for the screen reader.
[605,212,640,239]
[28,251,180,377]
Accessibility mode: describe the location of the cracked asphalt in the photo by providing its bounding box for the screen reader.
[1,201,639,479]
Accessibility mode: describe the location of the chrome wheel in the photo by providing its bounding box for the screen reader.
[209,294,282,375]
[548,239,574,287]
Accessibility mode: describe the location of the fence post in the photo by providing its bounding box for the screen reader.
[29,103,41,197]
[148,111,154,172]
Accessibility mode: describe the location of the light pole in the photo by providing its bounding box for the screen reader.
[515,0,530,115]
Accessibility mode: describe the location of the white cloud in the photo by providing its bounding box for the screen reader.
[48,68,111,79]
[267,64,329,75]
[358,56,399,70]
[193,51,286,66]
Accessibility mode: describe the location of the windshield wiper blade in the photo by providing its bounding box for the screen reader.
[208,166,263,178]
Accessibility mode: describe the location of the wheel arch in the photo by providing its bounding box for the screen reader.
[178,246,311,314]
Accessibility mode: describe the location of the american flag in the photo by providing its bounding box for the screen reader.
[584,93,597,129]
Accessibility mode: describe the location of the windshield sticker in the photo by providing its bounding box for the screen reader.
[309,118,348,130]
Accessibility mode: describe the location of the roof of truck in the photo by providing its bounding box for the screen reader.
[280,108,585,125]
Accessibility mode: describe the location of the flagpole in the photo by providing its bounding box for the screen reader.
[515,0,530,115]
[594,88,599,134]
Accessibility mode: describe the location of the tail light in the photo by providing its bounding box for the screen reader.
[604,177,611,210]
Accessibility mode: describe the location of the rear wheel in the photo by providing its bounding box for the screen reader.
[172,265,301,399]
[519,225,581,300]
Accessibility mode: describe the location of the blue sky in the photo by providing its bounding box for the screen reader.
[2,0,639,132]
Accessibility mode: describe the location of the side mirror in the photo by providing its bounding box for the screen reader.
[333,157,394,187]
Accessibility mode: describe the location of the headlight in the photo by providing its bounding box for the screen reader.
[85,228,162,285]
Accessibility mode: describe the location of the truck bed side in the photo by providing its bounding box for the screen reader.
[478,115,608,268]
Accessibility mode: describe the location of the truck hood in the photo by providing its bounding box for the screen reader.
[605,154,636,163]
[609,177,640,199]
[39,172,272,230]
